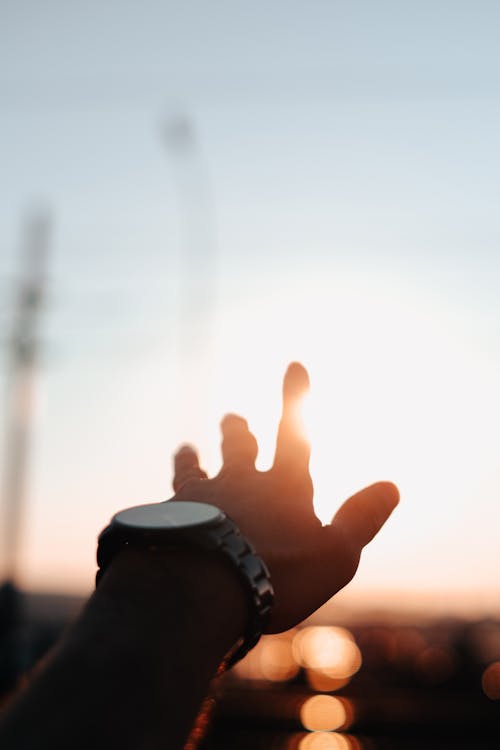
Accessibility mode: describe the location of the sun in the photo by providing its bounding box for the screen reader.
[198,271,500,595]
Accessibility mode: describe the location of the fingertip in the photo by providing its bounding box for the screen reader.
[175,443,198,459]
[220,413,249,433]
[220,412,258,469]
[174,444,201,472]
[331,480,399,550]
[375,481,400,512]
[173,443,206,491]
[360,481,400,531]
[283,361,310,400]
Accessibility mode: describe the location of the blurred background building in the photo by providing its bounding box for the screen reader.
[1,1,500,745]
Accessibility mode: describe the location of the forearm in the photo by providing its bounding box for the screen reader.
[0,548,247,750]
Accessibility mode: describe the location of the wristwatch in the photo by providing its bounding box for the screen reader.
[96,500,274,666]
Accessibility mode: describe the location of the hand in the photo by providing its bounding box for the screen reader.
[172,362,399,633]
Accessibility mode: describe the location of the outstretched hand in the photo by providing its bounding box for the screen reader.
[171,362,399,633]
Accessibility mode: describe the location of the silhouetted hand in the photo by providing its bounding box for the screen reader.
[172,362,399,633]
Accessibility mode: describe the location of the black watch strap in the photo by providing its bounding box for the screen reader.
[201,514,274,665]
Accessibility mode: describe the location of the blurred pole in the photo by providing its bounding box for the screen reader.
[163,115,217,439]
[1,212,49,585]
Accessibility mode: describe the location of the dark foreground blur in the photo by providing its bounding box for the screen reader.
[1,585,499,749]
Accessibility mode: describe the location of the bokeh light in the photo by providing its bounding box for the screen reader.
[481,661,500,699]
[358,626,427,668]
[232,631,299,682]
[306,671,351,692]
[298,732,352,749]
[300,695,348,732]
[293,627,362,679]
[415,646,456,684]
[259,634,300,682]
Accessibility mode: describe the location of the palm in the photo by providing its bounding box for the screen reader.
[172,363,398,632]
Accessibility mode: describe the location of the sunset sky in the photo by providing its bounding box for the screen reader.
[1,1,500,612]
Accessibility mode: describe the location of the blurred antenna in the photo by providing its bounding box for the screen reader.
[1,211,49,585]
[163,114,217,434]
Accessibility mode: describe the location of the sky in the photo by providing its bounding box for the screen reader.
[1,1,500,612]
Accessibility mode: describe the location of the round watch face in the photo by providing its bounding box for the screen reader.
[114,501,224,530]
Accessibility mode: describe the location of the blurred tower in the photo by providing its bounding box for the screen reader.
[1,211,49,586]
[163,115,217,441]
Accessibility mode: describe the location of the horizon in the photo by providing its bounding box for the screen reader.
[2,1,500,611]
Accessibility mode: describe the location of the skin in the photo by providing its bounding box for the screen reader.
[0,362,398,749]
[173,361,399,632]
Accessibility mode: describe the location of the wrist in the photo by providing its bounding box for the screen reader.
[95,501,274,665]
[93,545,248,665]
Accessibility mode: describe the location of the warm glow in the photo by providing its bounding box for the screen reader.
[306,671,351,692]
[259,634,300,682]
[232,632,299,682]
[232,643,266,681]
[293,627,361,678]
[300,695,347,732]
[482,661,500,700]
[299,732,352,750]
[202,280,500,602]
[17,275,500,603]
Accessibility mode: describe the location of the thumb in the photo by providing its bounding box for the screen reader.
[330,481,399,550]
